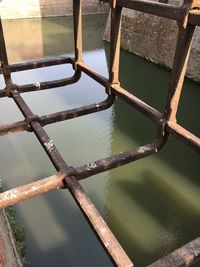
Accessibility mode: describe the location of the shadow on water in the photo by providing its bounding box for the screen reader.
[103,44,200,266]
[0,13,199,267]
[1,14,114,267]
[104,43,199,184]
[15,185,113,267]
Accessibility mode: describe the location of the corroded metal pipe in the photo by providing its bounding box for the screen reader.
[148,237,200,267]
[0,0,199,266]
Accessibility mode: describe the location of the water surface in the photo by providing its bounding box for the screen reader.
[0,15,200,267]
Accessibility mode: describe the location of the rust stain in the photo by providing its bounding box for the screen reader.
[0,0,199,266]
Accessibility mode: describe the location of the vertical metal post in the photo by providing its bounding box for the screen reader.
[164,0,196,121]
[109,0,122,85]
[0,17,12,86]
[73,0,83,63]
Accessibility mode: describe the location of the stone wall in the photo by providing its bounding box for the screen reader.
[103,0,200,82]
[0,0,109,19]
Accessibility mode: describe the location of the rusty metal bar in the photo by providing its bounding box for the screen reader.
[101,0,200,25]
[17,70,81,93]
[0,70,81,97]
[1,57,196,153]
[190,9,200,26]
[164,28,196,121]
[10,89,134,266]
[148,237,200,267]
[0,172,133,267]
[64,176,134,267]
[0,95,114,136]
[74,140,164,180]
[101,0,180,20]
[77,61,108,86]
[0,172,66,209]
[0,17,12,86]
[0,56,74,74]
[167,122,200,153]
[0,120,28,136]
[72,62,200,153]
[109,0,122,85]
[111,84,163,123]
[0,0,199,266]
[73,0,83,63]
[0,20,81,96]
[0,140,161,207]
[11,90,70,171]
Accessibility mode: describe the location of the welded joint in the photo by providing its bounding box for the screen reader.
[61,166,76,189]
[157,118,167,137]
[5,84,18,98]
[105,81,119,95]
[24,114,40,126]
[73,60,83,71]
[178,0,200,28]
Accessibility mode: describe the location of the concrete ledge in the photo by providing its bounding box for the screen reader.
[0,209,23,267]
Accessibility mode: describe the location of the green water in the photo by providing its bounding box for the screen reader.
[0,14,199,267]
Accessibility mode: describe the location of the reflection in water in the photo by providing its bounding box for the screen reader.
[105,47,200,266]
[0,14,199,267]
[1,15,113,267]
[3,15,108,62]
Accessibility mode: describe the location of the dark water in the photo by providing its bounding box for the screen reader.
[0,15,199,267]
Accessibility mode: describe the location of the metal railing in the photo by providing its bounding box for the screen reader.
[0,0,199,266]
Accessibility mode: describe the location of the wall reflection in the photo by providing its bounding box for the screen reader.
[104,46,200,266]
[0,13,199,267]
[2,14,108,62]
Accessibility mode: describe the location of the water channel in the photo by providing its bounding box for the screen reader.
[0,14,200,267]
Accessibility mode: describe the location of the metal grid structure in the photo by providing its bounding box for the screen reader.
[0,0,200,266]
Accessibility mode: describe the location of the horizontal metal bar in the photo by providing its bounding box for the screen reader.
[117,0,179,20]
[0,95,114,136]
[102,0,200,26]
[189,10,200,26]
[0,89,6,97]
[77,62,108,87]
[40,94,114,125]
[101,0,179,20]
[167,121,200,153]
[0,56,74,74]
[0,140,166,208]
[74,140,163,180]
[0,120,28,136]
[0,172,66,209]
[0,169,133,267]
[111,84,163,123]
[17,69,81,93]
[0,70,81,97]
[148,237,200,267]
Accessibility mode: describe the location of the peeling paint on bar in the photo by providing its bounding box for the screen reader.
[0,0,199,266]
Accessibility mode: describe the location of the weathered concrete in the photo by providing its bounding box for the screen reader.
[0,209,23,267]
[103,0,200,82]
[0,0,109,19]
